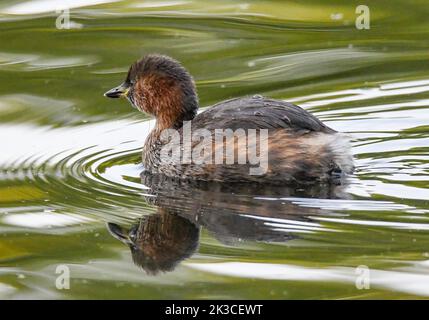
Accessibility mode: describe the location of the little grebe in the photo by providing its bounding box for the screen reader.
[105,54,354,184]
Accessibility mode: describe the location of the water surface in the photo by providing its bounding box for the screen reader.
[1,0,429,299]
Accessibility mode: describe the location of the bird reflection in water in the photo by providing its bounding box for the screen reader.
[107,172,348,274]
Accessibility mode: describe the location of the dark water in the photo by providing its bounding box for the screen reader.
[1,0,429,299]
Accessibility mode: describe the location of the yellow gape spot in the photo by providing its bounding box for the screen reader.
[122,87,130,97]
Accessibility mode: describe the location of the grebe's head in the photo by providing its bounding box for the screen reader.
[106,211,199,275]
[104,54,198,129]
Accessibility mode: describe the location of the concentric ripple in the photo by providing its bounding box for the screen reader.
[0,119,154,227]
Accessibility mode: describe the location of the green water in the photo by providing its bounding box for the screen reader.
[1,0,429,299]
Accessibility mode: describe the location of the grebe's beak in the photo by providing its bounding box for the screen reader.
[106,222,133,246]
[104,82,130,99]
